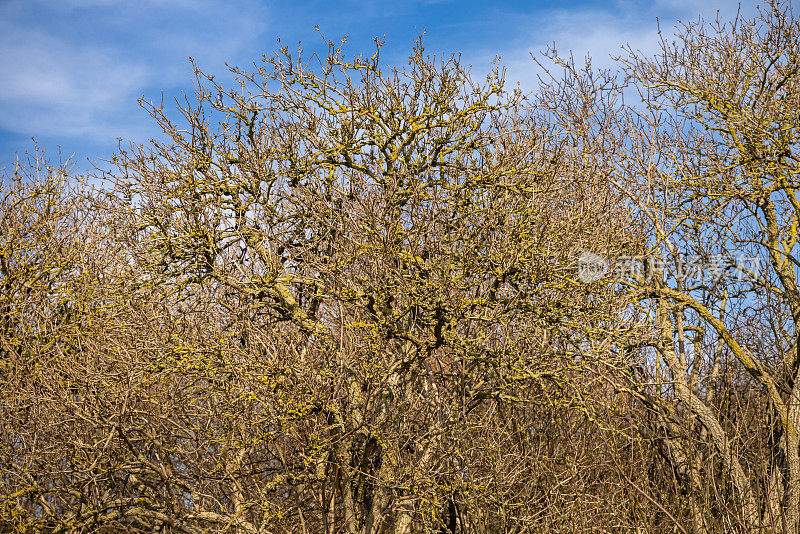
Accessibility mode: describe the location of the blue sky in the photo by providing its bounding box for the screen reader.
[0,0,756,171]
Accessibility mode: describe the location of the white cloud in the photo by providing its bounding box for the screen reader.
[0,0,269,145]
[653,0,756,19]
[484,1,762,94]
[0,0,765,164]
[0,27,150,139]
[475,10,658,95]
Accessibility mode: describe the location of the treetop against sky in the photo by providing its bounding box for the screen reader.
[0,0,752,170]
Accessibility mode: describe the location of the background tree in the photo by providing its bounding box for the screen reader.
[599,1,800,532]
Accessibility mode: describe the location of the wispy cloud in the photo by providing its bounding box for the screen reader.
[477,1,761,93]
[652,0,752,19]
[0,0,269,147]
[0,26,150,141]
[0,0,764,166]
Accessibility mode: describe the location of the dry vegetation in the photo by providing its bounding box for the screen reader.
[2,2,800,532]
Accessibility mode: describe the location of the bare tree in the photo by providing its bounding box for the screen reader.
[600,2,800,532]
[1,37,637,533]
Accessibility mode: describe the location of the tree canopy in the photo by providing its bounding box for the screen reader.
[2,2,800,533]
